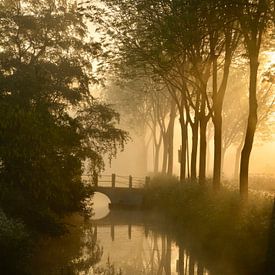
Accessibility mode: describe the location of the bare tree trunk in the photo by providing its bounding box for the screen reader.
[190,120,199,181]
[213,52,231,190]
[234,131,245,179]
[167,125,175,176]
[213,109,223,189]
[180,114,187,182]
[162,134,168,173]
[154,143,161,173]
[234,143,242,179]
[167,101,176,176]
[186,122,190,179]
[240,56,259,200]
[221,146,226,177]
[199,118,207,184]
[141,133,149,173]
[206,125,212,176]
[199,96,207,184]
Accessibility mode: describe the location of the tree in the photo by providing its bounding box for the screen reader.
[0,0,127,233]
[228,0,274,199]
[221,56,274,179]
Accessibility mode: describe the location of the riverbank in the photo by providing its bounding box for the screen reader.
[143,175,274,275]
[3,175,274,274]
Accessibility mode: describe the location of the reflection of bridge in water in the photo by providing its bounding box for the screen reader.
[92,210,153,241]
[85,174,150,208]
[89,210,210,275]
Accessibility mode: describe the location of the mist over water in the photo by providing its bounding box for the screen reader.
[1,1,274,274]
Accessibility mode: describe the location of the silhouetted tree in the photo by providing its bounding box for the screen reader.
[0,0,127,233]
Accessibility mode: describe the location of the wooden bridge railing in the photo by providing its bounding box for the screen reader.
[83,173,150,189]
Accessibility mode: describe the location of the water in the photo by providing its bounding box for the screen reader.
[29,193,239,275]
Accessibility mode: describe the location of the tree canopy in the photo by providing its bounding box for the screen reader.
[0,0,127,234]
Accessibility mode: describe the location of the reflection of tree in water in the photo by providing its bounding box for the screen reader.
[106,230,200,275]
[48,220,209,275]
[69,226,122,275]
[29,221,121,275]
[30,216,211,274]
[70,227,102,273]
[141,233,171,274]
[117,230,209,275]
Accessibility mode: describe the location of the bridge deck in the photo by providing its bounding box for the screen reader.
[93,186,145,208]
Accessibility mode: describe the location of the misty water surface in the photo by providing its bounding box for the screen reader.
[29,193,245,275]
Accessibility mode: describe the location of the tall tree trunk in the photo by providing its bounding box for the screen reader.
[162,134,168,173]
[190,120,199,181]
[199,96,207,184]
[141,134,149,173]
[213,109,222,189]
[167,125,175,176]
[180,114,187,182]
[234,132,245,179]
[221,146,226,177]
[234,143,242,179]
[154,143,161,173]
[240,56,259,200]
[213,52,231,190]
[199,118,207,184]
[212,54,221,189]
[167,101,176,176]
[206,125,212,176]
[186,121,190,178]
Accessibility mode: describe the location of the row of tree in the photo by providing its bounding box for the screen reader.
[80,0,274,199]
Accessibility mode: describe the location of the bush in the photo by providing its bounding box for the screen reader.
[144,175,273,274]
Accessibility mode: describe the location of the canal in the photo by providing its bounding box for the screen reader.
[29,193,244,274]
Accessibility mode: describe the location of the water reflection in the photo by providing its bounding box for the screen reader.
[89,220,210,275]
[30,209,213,275]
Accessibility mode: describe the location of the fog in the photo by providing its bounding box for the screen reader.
[1,0,274,274]
[103,124,275,180]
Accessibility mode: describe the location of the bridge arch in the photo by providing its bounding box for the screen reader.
[91,192,111,220]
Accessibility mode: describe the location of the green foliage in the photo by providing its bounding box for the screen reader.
[144,175,273,274]
[0,0,127,235]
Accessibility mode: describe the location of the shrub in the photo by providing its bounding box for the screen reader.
[144,175,273,274]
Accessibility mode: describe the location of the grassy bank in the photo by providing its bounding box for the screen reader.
[144,175,274,275]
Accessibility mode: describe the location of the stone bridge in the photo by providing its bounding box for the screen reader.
[90,174,150,208]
